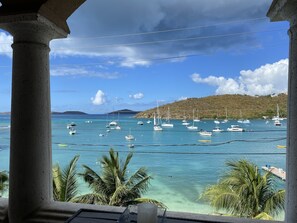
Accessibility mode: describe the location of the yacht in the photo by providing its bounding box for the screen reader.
[199,130,212,136]
[212,127,223,132]
[227,125,244,132]
[125,134,135,140]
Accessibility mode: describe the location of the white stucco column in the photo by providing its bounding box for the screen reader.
[267,1,297,222]
[1,15,67,223]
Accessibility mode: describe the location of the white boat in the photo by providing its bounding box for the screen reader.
[274,119,281,126]
[214,120,220,124]
[115,125,121,130]
[147,120,152,124]
[153,102,163,131]
[137,121,144,125]
[187,109,198,130]
[199,130,212,136]
[182,120,190,126]
[227,125,244,132]
[153,113,163,131]
[161,107,174,128]
[221,108,228,123]
[125,134,135,140]
[125,128,135,140]
[67,122,76,129]
[212,127,223,132]
[273,104,282,126]
[109,121,118,126]
[187,125,198,130]
[193,110,200,122]
[99,133,105,137]
[69,128,76,135]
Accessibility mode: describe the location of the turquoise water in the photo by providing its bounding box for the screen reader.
[0,114,286,216]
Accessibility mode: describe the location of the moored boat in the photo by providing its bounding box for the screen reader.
[227,125,244,132]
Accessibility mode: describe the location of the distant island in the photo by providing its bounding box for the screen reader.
[51,111,88,115]
[135,94,287,120]
[108,109,140,115]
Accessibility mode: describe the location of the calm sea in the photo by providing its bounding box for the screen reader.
[0,114,286,217]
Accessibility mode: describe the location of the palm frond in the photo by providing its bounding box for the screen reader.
[61,155,80,202]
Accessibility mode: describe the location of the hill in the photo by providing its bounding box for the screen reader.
[108,109,140,115]
[135,94,287,120]
[52,111,88,115]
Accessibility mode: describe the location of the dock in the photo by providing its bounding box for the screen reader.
[262,166,286,181]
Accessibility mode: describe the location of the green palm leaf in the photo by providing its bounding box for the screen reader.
[52,155,80,202]
[200,159,285,219]
[80,148,165,208]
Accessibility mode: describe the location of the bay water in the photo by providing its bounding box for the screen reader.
[0,114,286,218]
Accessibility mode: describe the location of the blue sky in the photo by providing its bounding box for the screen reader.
[0,0,290,114]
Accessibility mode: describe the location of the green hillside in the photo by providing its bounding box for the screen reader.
[135,94,287,120]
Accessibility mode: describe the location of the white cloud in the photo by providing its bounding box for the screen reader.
[0,32,13,57]
[50,66,120,79]
[129,92,144,100]
[91,90,106,105]
[178,96,188,101]
[191,59,288,96]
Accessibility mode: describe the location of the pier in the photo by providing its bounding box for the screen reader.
[262,166,286,181]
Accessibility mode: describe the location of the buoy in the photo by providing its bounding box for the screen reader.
[277,145,286,149]
[198,139,211,143]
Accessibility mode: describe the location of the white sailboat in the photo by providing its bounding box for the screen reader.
[187,109,198,130]
[193,109,200,122]
[125,129,135,140]
[153,113,163,131]
[274,104,282,126]
[221,108,228,123]
[161,107,174,128]
[154,102,163,131]
[181,111,190,126]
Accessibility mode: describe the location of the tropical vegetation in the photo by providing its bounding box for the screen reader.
[78,148,165,207]
[0,171,8,197]
[200,159,285,220]
[53,155,80,202]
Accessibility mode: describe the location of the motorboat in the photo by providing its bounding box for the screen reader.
[137,121,144,125]
[212,127,223,132]
[214,120,220,124]
[161,123,174,128]
[115,125,121,130]
[67,122,76,129]
[187,125,198,130]
[109,121,118,126]
[69,128,76,135]
[125,134,135,140]
[227,125,244,132]
[199,130,212,136]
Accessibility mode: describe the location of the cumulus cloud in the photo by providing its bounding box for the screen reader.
[0,32,12,57]
[191,59,288,96]
[50,66,120,79]
[129,92,144,99]
[91,90,106,105]
[48,0,271,67]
